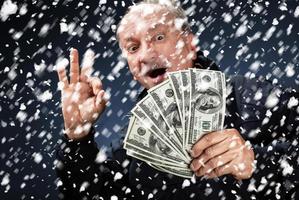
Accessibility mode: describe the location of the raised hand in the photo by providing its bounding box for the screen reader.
[57,48,107,140]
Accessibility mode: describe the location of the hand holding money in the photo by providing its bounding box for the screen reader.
[190,129,255,180]
[124,68,227,178]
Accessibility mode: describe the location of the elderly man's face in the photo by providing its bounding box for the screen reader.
[118,5,196,89]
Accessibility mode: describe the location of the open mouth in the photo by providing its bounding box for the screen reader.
[147,68,167,78]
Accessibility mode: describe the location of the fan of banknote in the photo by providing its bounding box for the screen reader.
[124,68,226,178]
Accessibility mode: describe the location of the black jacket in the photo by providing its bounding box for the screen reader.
[56,55,299,199]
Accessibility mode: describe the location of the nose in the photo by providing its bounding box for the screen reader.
[138,43,158,65]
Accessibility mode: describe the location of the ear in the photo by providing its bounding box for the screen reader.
[186,33,197,60]
[133,76,137,80]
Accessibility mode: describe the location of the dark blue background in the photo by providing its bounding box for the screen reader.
[0,0,298,199]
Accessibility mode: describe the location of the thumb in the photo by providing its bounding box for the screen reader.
[95,90,107,111]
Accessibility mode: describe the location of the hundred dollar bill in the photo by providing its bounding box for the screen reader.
[148,163,193,179]
[187,69,226,150]
[124,116,187,165]
[131,105,189,162]
[181,70,191,149]
[168,72,184,132]
[125,144,187,168]
[148,80,184,148]
[136,95,189,160]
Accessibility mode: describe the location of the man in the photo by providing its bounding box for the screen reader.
[56,1,298,199]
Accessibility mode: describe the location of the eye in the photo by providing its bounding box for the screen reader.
[127,45,139,53]
[155,33,165,41]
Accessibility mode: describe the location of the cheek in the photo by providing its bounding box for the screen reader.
[156,46,178,64]
[157,54,171,67]
[127,59,139,75]
[128,64,138,76]
[132,69,140,77]
[174,39,185,55]
[173,48,193,66]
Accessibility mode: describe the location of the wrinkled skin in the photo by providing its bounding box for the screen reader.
[57,49,107,140]
[117,5,197,89]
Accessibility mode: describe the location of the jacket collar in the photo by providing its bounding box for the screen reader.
[195,50,220,71]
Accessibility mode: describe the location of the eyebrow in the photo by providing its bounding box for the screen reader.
[124,38,135,42]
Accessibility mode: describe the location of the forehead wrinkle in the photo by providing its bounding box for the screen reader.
[147,23,169,32]
[118,8,178,46]
[123,20,173,38]
[121,22,168,42]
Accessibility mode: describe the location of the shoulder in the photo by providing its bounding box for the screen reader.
[226,74,297,120]
[228,75,274,93]
[227,75,278,107]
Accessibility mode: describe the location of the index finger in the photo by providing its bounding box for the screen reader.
[191,130,229,158]
[70,48,80,84]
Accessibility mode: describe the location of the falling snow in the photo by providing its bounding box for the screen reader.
[0,0,298,199]
[0,0,17,22]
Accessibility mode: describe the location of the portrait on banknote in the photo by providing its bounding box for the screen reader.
[149,133,172,155]
[194,87,222,114]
